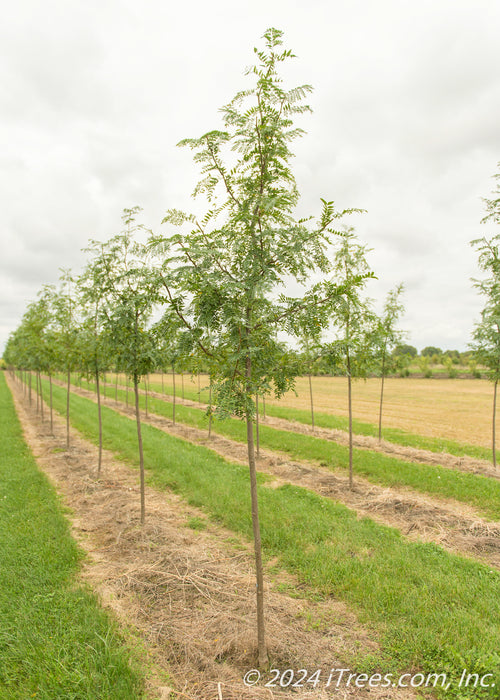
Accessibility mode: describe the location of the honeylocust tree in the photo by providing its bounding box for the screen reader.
[373,283,405,441]
[470,234,500,468]
[78,249,115,477]
[325,228,375,488]
[93,209,159,523]
[150,28,363,665]
[51,270,81,449]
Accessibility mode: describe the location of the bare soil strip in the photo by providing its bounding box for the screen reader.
[60,379,500,573]
[7,376,420,700]
[101,379,499,480]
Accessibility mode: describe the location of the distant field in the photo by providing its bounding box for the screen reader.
[145,373,495,450]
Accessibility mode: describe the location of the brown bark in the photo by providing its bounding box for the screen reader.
[378,353,386,442]
[134,373,146,524]
[96,366,103,478]
[66,368,71,449]
[347,356,353,489]
[49,372,54,434]
[494,379,498,470]
[246,356,268,667]
[308,371,315,431]
[172,365,176,425]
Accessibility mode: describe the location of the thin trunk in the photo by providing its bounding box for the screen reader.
[38,372,44,422]
[126,376,129,407]
[246,355,268,667]
[66,368,71,449]
[347,355,353,489]
[161,370,164,395]
[49,372,54,434]
[115,372,119,403]
[378,355,386,443]
[134,373,146,524]
[208,378,212,438]
[198,371,201,401]
[494,379,498,470]
[96,366,103,478]
[181,372,185,400]
[36,372,40,414]
[172,365,176,425]
[255,394,260,458]
[29,371,32,405]
[308,371,315,431]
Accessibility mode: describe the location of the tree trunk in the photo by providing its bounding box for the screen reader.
[161,370,164,395]
[198,371,201,401]
[36,372,40,414]
[208,378,212,438]
[66,368,71,449]
[255,394,260,458]
[38,372,44,422]
[245,356,268,667]
[134,373,146,524]
[96,365,103,478]
[126,376,129,407]
[181,372,185,400]
[49,372,54,434]
[172,365,176,425]
[378,353,386,442]
[115,371,119,403]
[493,379,498,470]
[347,356,353,489]
[29,371,32,406]
[308,371,315,431]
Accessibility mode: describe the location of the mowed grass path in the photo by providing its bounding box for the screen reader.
[45,379,500,698]
[0,374,146,700]
[73,377,500,522]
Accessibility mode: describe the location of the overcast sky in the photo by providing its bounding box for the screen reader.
[1,0,499,353]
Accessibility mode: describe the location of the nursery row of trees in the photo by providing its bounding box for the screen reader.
[3,28,500,665]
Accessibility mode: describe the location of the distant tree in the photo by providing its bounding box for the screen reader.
[372,284,405,441]
[421,346,442,357]
[393,343,417,358]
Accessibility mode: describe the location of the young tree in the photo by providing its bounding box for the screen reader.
[470,234,500,468]
[78,251,114,478]
[91,208,159,523]
[150,29,363,665]
[51,270,81,449]
[325,228,375,488]
[373,284,405,441]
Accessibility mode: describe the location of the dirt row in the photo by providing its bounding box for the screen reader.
[63,379,500,572]
[7,374,420,700]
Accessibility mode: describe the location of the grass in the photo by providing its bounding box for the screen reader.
[72,378,500,522]
[0,373,148,699]
[44,378,500,698]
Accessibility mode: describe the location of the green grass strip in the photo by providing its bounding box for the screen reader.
[0,374,146,700]
[76,379,500,522]
[46,379,500,698]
